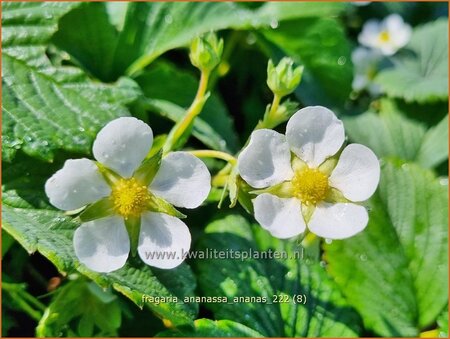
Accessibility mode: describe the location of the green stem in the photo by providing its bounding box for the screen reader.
[256,93,282,130]
[187,150,237,165]
[2,282,46,321]
[163,70,210,154]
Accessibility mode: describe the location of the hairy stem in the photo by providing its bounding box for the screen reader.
[187,150,237,165]
[163,70,210,154]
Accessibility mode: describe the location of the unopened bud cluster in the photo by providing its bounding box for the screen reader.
[189,32,224,72]
[267,57,304,97]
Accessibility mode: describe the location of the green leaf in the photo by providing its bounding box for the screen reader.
[2,204,198,326]
[135,61,239,152]
[437,308,449,338]
[157,319,264,338]
[343,108,426,162]
[149,194,186,219]
[375,19,449,103]
[51,3,259,78]
[325,161,448,336]
[119,3,258,75]
[2,2,80,68]
[257,2,346,21]
[36,279,122,337]
[416,115,449,168]
[79,197,115,222]
[2,54,133,161]
[344,102,448,168]
[52,3,120,82]
[2,152,60,209]
[133,150,163,186]
[195,214,361,337]
[2,3,142,162]
[262,17,353,111]
[124,216,140,257]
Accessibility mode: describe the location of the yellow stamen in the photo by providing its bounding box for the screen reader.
[111,178,151,218]
[379,30,390,43]
[291,167,329,205]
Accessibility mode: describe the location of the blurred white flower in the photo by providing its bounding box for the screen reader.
[352,1,371,6]
[358,14,412,55]
[238,106,380,240]
[45,117,210,272]
[352,47,382,95]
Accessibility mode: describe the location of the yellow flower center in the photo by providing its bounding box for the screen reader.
[291,167,329,205]
[111,178,151,218]
[379,30,390,43]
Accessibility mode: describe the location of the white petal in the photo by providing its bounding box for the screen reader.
[329,144,380,202]
[253,193,306,239]
[384,14,405,33]
[45,159,111,210]
[308,202,368,239]
[392,25,411,48]
[358,20,380,47]
[237,129,293,189]
[378,44,397,56]
[352,75,369,92]
[138,212,191,269]
[286,106,345,168]
[352,47,382,72]
[150,152,211,209]
[352,47,370,70]
[74,216,130,273]
[93,117,153,178]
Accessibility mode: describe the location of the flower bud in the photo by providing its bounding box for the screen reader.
[189,32,224,72]
[267,57,304,97]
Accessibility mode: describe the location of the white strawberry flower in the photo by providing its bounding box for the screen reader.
[238,106,380,240]
[358,14,412,56]
[352,47,382,95]
[45,117,210,273]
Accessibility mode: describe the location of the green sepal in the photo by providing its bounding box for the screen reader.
[237,184,254,215]
[301,204,315,224]
[147,135,167,159]
[249,181,293,199]
[79,197,115,222]
[217,181,229,209]
[235,178,255,214]
[260,99,300,130]
[125,216,141,257]
[227,166,239,208]
[96,163,122,186]
[148,194,186,219]
[291,154,307,172]
[325,187,351,204]
[319,156,339,175]
[133,150,163,186]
